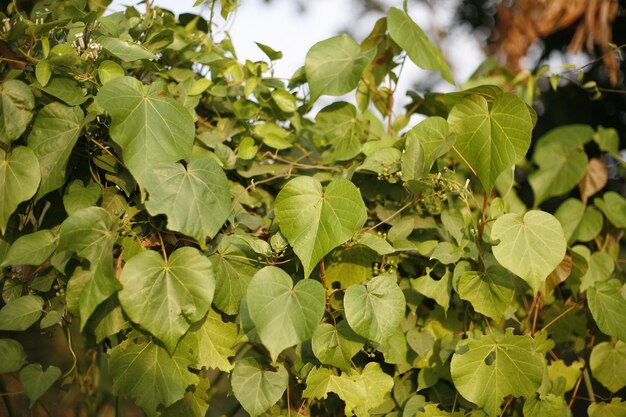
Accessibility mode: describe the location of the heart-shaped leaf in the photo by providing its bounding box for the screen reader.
[387,7,454,84]
[274,177,366,278]
[181,309,238,372]
[0,80,34,144]
[0,146,41,234]
[450,329,545,417]
[145,157,231,248]
[0,338,27,373]
[587,279,626,341]
[119,247,215,352]
[590,341,626,393]
[95,76,195,192]
[58,207,121,328]
[0,295,43,331]
[305,34,376,102]
[316,102,363,162]
[27,102,84,199]
[344,274,406,343]
[19,363,61,406]
[245,266,325,361]
[109,340,197,417]
[456,265,515,321]
[231,358,288,417]
[491,210,566,294]
[312,321,364,371]
[448,91,533,192]
[1,230,57,267]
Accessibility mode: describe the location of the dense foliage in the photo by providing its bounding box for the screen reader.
[0,0,625,416]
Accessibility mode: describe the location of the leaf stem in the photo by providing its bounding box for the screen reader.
[499,396,513,417]
[531,293,541,337]
[541,302,580,332]
[568,374,583,409]
[479,191,489,244]
[582,368,596,404]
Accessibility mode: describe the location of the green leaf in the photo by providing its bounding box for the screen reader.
[0,80,34,144]
[387,7,454,84]
[27,102,84,199]
[1,230,57,267]
[210,235,260,315]
[19,363,61,407]
[253,122,292,150]
[0,338,27,373]
[98,36,156,61]
[528,126,592,205]
[145,157,231,248]
[406,117,453,176]
[271,89,297,113]
[492,210,566,293]
[448,91,533,192]
[119,247,215,352]
[305,34,376,102]
[109,340,197,417]
[401,131,425,181]
[594,126,620,156]
[312,321,364,371]
[35,60,52,87]
[412,268,452,312]
[161,377,210,417]
[274,177,366,278]
[457,265,515,321]
[595,191,626,229]
[63,180,101,215]
[523,394,570,417]
[182,309,238,372]
[96,76,195,191]
[590,341,626,393]
[245,266,325,361]
[450,329,545,417]
[325,245,377,288]
[547,360,583,395]
[316,102,363,162]
[0,146,41,234]
[231,358,288,417]
[587,279,626,341]
[37,77,87,106]
[255,42,283,60]
[344,274,406,343]
[589,398,626,417]
[58,207,121,328]
[0,295,43,331]
[303,367,367,416]
[98,60,125,84]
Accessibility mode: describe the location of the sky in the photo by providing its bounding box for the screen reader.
[108,0,487,104]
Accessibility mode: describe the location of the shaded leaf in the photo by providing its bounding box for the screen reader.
[0,295,43,331]
[590,341,626,393]
[457,265,515,321]
[587,279,626,341]
[0,80,34,144]
[231,358,288,417]
[0,147,41,234]
[312,321,364,371]
[19,364,61,407]
[1,230,57,267]
[0,338,27,373]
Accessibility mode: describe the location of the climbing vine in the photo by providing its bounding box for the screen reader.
[0,1,625,416]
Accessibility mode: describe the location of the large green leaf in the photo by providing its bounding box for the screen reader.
[491,210,566,293]
[274,177,366,278]
[210,235,261,315]
[1,230,57,267]
[118,247,215,352]
[0,339,27,373]
[145,157,231,248]
[109,340,197,417]
[181,309,238,372]
[231,358,288,417]
[58,207,121,328]
[344,274,406,343]
[450,329,545,417]
[456,265,515,321]
[245,266,325,361]
[587,279,626,341]
[19,363,61,407]
[316,102,363,161]
[0,295,43,331]
[312,321,364,371]
[26,102,84,198]
[95,76,195,191]
[590,341,626,393]
[387,7,454,84]
[0,80,34,144]
[305,34,376,102]
[0,146,41,234]
[448,92,533,192]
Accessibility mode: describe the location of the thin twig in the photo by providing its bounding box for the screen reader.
[364,197,418,232]
[541,303,580,332]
